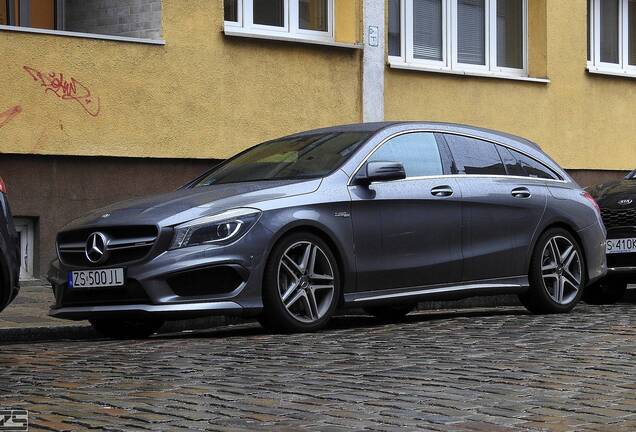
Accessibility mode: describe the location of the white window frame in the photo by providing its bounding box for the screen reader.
[224,0,334,44]
[588,0,636,76]
[390,0,528,79]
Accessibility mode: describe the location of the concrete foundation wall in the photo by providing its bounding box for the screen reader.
[64,0,162,40]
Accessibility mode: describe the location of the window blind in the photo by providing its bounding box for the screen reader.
[413,0,443,61]
[457,0,486,65]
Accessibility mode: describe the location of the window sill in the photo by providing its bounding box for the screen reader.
[388,59,550,84]
[223,26,362,49]
[587,66,636,79]
[0,25,165,45]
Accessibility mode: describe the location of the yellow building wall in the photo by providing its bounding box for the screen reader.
[0,0,362,159]
[385,0,635,171]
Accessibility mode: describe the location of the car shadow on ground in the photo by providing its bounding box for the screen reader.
[154,307,532,341]
[3,294,636,345]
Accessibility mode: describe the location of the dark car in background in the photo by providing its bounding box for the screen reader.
[584,169,636,304]
[48,122,607,338]
[0,176,20,313]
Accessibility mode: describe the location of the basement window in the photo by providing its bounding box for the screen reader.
[388,0,529,80]
[588,0,636,77]
[224,0,335,45]
[0,0,163,44]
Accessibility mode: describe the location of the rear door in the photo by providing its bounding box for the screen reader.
[442,134,548,281]
[349,132,463,292]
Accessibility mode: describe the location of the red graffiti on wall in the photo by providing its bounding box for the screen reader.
[0,105,22,129]
[23,66,100,117]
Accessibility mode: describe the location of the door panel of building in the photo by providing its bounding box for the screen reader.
[14,218,35,280]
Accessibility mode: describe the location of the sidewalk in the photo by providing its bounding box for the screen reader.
[0,282,97,342]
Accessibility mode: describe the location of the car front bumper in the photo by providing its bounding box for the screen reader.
[48,226,272,321]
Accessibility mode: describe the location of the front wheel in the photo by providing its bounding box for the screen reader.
[582,280,627,305]
[519,228,586,314]
[260,232,341,333]
[89,317,164,339]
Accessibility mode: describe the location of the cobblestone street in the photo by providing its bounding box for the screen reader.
[1,301,635,431]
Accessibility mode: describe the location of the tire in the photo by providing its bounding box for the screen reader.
[582,280,627,305]
[260,232,341,333]
[364,304,416,322]
[519,228,586,314]
[89,317,164,339]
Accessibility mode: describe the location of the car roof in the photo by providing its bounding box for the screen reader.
[290,121,542,151]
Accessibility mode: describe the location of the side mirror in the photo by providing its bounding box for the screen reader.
[355,161,406,185]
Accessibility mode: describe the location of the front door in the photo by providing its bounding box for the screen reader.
[349,132,463,292]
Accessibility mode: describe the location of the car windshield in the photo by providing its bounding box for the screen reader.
[627,169,636,180]
[193,132,371,186]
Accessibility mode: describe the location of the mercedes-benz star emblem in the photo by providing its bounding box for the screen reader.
[85,232,109,264]
[618,199,633,206]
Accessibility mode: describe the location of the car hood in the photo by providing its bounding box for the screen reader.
[587,179,636,209]
[62,179,322,231]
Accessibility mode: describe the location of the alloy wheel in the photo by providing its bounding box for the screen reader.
[277,241,335,323]
[540,235,583,305]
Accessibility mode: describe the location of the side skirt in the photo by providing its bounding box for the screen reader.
[344,276,529,307]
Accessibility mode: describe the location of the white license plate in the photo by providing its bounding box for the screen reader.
[606,238,636,254]
[68,268,125,288]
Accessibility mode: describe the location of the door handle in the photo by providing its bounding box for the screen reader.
[511,187,531,199]
[431,185,454,197]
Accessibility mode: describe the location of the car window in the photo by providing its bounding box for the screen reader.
[499,147,560,180]
[368,132,443,178]
[193,132,371,186]
[496,145,527,177]
[444,134,506,175]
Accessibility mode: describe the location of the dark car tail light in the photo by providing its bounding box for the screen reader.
[582,191,601,217]
[0,177,6,194]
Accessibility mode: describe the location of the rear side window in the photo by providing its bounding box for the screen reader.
[497,145,560,180]
[444,134,506,175]
[368,132,443,178]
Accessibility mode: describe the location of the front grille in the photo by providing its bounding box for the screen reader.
[57,225,159,267]
[601,208,636,229]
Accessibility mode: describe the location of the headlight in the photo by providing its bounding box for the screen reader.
[170,208,261,250]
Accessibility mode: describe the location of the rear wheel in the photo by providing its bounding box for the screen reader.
[519,228,586,314]
[89,317,164,339]
[260,232,341,333]
[364,304,416,322]
[582,280,627,305]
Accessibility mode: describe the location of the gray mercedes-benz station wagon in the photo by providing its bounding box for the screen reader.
[48,122,607,338]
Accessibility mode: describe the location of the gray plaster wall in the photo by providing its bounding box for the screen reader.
[63,0,162,40]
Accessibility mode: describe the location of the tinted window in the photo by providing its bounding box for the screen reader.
[444,134,506,175]
[496,145,526,177]
[368,132,443,178]
[194,132,370,186]
[502,147,559,180]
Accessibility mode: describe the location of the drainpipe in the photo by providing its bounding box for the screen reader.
[362,0,385,123]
